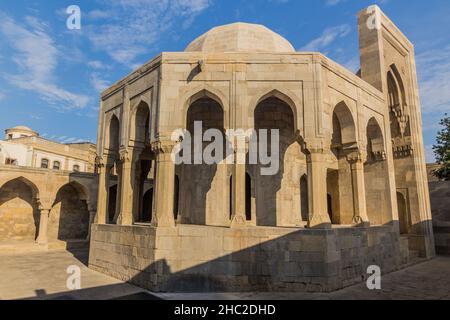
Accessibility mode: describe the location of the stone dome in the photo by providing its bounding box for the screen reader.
[5,125,38,140]
[12,126,34,132]
[185,22,295,53]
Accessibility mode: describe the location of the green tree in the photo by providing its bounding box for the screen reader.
[433,114,450,181]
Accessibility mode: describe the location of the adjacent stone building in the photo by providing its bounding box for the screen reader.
[89,6,434,292]
[427,164,450,255]
[0,126,98,248]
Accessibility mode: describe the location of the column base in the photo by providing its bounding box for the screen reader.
[152,215,176,228]
[231,215,246,228]
[307,214,332,229]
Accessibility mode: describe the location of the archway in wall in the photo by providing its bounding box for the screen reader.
[245,173,252,221]
[108,184,118,223]
[326,169,339,224]
[252,96,306,227]
[387,67,418,233]
[178,96,226,226]
[50,183,89,241]
[397,192,410,234]
[106,115,120,224]
[364,118,391,225]
[329,102,357,224]
[0,178,40,242]
[300,174,309,222]
[141,188,153,223]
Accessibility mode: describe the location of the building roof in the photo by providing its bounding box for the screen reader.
[185,22,295,53]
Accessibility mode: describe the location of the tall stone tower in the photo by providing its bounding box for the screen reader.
[358,6,434,256]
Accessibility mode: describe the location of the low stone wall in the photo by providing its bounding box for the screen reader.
[429,181,450,255]
[89,223,403,292]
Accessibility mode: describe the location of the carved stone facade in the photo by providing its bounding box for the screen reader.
[89,7,434,292]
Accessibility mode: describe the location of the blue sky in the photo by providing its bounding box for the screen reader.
[0,0,448,161]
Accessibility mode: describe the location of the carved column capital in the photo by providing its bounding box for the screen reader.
[151,140,176,155]
[303,139,326,155]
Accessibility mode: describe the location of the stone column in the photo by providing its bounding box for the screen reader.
[151,141,176,227]
[306,147,332,229]
[231,134,248,227]
[36,208,51,245]
[348,151,370,226]
[86,208,96,241]
[96,157,111,224]
[118,148,135,226]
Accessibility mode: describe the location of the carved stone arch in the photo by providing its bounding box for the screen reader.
[366,116,386,161]
[129,98,151,145]
[389,64,407,108]
[0,176,40,200]
[249,88,301,134]
[180,84,230,130]
[331,101,358,146]
[104,112,121,155]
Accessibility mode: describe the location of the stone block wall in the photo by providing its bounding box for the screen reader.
[429,181,450,255]
[89,224,402,292]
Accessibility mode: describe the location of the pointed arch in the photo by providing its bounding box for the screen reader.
[105,114,120,153]
[251,88,300,133]
[366,117,385,161]
[0,176,40,199]
[130,100,150,144]
[332,101,357,146]
[180,86,229,130]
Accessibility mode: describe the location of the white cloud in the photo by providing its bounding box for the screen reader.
[299,24,351,52]
[0,12,89,110]
[0,91,5,101]
[326,0,346,6]
[88,60,109,70]
[416,45,450,114]
[87,0,211,67]
[90,73,110,92]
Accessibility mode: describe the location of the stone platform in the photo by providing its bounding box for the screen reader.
[89,223,423,293]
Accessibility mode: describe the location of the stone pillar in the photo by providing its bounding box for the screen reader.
[86,208,96,241]
[96,157,111,224]
[151,141,176,227]
[36,208,51,245]
[231,134,248,227]
[348,151,370,226]
[306,147,332,229]
[118,148,135,226]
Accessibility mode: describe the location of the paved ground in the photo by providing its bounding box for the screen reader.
[1,249,450,300]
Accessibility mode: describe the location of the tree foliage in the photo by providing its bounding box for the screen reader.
[433,114,450,181]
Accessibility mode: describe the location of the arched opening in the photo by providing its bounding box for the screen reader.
[0,178,40,242]
[132,101,150,144]
[330,102,357,224]
[387,66,418,233]
[251,96,306,227]
[300,174,309,222]
[178,95,226,226]
[106,115,120,225]
[397,192,410,234]
[364,118,391,225]
[141,188,153,223]
[50,183,89,241]
[108,184,118,224]
[245,173,252,221]
[174,175,180,221]
[326,169,340,224]
[229,175,233,220]
[327,194,333,222]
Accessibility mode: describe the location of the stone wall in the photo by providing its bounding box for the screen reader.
[429,181,450,255]
[89,224,403,292]
[0,179,39,242]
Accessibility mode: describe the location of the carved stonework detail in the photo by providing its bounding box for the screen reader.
[151,141,176,155]
[392,136,413,159]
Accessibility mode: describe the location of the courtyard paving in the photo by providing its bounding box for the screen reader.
[1,249,450,300]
